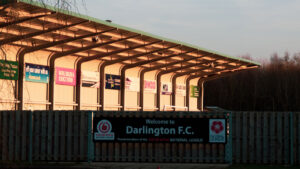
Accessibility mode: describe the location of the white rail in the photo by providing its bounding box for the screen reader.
[81,103,102,107]
[24,100,51,105]
[143,107,159,111]
[0,99,20,103]
[163,105,188,111]
[55,102,78,106]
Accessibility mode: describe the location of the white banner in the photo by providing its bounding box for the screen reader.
[125,77,140,92]
[81,71,99,88]
[176,84,186,96]
[144,80,156,93]
[161,82,172,95]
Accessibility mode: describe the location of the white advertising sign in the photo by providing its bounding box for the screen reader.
[161,82,172,95]
[125,77,140,92]
[176,84,186,96]
[81,71,99,88]
[209,119,226,143]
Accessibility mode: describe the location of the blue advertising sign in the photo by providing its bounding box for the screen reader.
[105,74,120,90]
[25,63,49,83]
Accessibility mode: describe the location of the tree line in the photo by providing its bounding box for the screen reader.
[204,52,300,111]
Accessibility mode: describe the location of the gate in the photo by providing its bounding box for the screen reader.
[0,111,232,163]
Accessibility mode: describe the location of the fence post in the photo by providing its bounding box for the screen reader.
[225,112,233,164]
[87,111,93,163]
[290,112,294,165]
[28,111,33,164]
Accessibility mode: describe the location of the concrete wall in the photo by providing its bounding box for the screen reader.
[175,76,186,111]
[0,45,201,111]
[143,70,157,110]
[189,78,199,111]
[160,73,172,111]
[125,67,141,111]
[81,60,101,110]
[0,45,18,110]
[104,63,122,110]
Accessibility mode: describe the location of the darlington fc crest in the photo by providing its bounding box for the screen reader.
[94,119,115,141]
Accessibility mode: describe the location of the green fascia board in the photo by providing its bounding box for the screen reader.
[13,0,260,66]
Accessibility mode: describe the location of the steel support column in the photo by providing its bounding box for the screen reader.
[0,20,86,45]
[99,44,177,110]
[171,61,233,109]
[185,76,192,111]
[48,34,140,110]
[75,40,160,110]
[186,73,212,111]
[185,66,234,111]
[184,64,245,111]
[156,59,214,110]
[120,49,194,110]
[17,28,115,110]
[198,80,204,111]
[171,65,216,110]
[139,53,208,110]
[195,66,259,111]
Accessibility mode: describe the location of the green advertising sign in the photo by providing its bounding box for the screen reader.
[0,60,18,80]
[190,85,199,97]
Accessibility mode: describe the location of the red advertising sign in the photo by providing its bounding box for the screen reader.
[144,80,156,93]
[55,67,76,86]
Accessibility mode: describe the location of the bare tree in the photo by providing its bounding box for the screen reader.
[32,0,86,13]
[205,52,300,111]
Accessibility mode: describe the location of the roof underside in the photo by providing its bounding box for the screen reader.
[0,0,260,78]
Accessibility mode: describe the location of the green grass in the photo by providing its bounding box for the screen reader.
[227,164,300,169]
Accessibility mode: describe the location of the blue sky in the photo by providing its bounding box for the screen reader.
[77,0,300,63]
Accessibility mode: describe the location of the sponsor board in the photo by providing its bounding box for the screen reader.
[94,119,115,141]
[0,60,18,80]
[176,84,186,96]
[55,67,76,86]
[81,71,99,88]
[161,83,172,95]
[190,85,199,97]
[144,80,156,93]
[93,117,226,143]
[25,63,49,83]
[209,119,226,143]
[105,74,120,90]
[125,77,139,92]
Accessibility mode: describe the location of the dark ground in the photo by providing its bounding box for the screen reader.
[0,162,229,169]
[1,162,299,169]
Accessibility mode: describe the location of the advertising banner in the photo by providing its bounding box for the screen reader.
[55,67,76,86]
[25,63,49,83]
[209,119,226,143]
[93,117,226,143]
[0,60,18,80]
[125,77,139,92]
[176,84,186,96]
[144,80,156,93]
[161,83,172,95]
[81,71,99,88]
[105,74,120,90]
[190,85,200,97]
